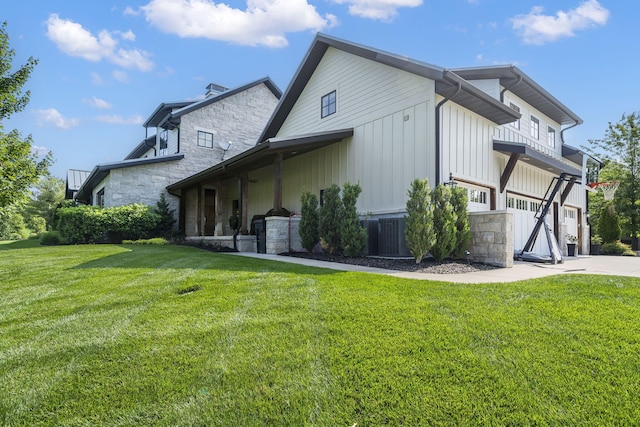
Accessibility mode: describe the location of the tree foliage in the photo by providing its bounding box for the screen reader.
[153,193,177,239]
[318,184,342,254]
[0,22,50,209]
[450,187,472,258]
[23,175,65,230]
[598,202,621,244]
[404,178,436,263]
[340,182,367,257]
[299,190,319,252]
[430,185,457,262]
[585,113,640,237]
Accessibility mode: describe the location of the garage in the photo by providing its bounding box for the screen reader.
[508,194,554,256]
[458,183,491,212]
[564,206,579,242]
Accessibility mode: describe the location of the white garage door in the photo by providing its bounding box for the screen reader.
[564,207,578,240]
[459,184,490,212]
[508,194,553,256]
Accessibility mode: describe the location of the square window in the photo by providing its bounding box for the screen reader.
[321,91,336,118]
[547,127,556,147]
[530,116,540,139]
[197,130,213,148]
[509,103,520,130]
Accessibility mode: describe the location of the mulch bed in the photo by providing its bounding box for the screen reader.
[281,252,499,274]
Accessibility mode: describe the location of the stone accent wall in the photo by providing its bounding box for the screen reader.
[266,216,290,254]
[468,211,514,268]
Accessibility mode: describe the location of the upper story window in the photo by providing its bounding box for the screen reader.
[197,130,214,148]
[509,103,520,130]
[159,129,169,155]
[547,127,556,147]
[530,116,540,139]
[96,188,105,208]
[321,90,336,118]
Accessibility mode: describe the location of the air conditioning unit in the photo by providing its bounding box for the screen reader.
[378,218,410,257]
[360,220,379,256]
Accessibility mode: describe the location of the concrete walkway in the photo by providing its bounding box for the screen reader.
[230,252,640,283]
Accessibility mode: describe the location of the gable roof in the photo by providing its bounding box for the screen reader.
[452,66,582,126]
[258,33,520,143]
[143,101,194,128]
[74,154,184,204]
[124,135,157,160]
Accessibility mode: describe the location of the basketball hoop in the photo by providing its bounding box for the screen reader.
[590,181,620,201]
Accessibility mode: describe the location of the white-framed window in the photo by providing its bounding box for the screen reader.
[530,201,541,212]
[530,116,539,139]
[321,90,336,118]
[197,130,214,148]
[548,127,556,148]
[507,197,515,208]
[565,209,576,219]
[159,129,169,156]
[516,198,528,210]
[509,103,520,130]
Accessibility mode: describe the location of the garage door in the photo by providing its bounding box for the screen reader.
[508,194,553,256]
[564,207,578,241]
[459,184,490,212]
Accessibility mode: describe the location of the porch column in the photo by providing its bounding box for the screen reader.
[241,173,249,234]
[273,152,283,212]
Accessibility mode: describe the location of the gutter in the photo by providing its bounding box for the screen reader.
[435,76,462,186]
[499,67,523,102]
[560,120,581,145]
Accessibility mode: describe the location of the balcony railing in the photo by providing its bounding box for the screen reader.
[494,127,559,158]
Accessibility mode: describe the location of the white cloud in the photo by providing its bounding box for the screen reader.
[35,108,80,130]
[511,0,609,45]
[30,145,50,156]
[96,114,145,125]
[124,6,140,16]
[112,70,129,83]
[91,72,105,85]
[46,14,153,71]
[118,30,137,41]
[333,0,422,20]
[140,0,337,48]
[83,97,112,109]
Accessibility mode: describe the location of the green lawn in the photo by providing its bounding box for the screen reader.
[1,241,639,426]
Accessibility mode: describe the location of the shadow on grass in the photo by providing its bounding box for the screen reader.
[71,244,341,276]
[0,239,41,250]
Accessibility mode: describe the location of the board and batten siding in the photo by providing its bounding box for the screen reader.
[439,99,497,187]
[247,100,432,219]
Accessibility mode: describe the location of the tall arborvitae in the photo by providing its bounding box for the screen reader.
[451,187,472,258]
[299,190,319,252]
[404,178,436,263]
[341,182,367,257]
[431,184,457,262]
[318,184,342,254]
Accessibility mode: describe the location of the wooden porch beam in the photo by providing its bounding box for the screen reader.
[273,152,283,212]
[500,153,520,193]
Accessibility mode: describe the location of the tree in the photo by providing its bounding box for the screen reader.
[153,193,177,238]
[23,175,65,230]
[299,190,319,252]
[585,113,640,238]
[318,184,342,254]
[451,187,472,258]
[598,202,621,244]
[340,182,367,257]
[404,178,436,263]
[0,22,51,209]
[430,184,457,262]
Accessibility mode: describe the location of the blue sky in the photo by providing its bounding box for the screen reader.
[2,0,635,179]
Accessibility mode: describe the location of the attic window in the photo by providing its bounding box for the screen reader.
[197,130,214,148]
[321,91,336,118]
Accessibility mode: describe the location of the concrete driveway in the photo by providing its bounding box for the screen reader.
[233,252,640,283]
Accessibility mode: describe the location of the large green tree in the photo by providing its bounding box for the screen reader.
[22,175,65,231]
[0,21,51,209]
[586,113,640,238]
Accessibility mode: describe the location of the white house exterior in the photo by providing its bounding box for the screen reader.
[72,78,281,226]
[168,34,595,265]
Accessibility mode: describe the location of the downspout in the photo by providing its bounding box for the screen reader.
[435,79,462,185]
[499,69,523,103]
[560,120,580,145]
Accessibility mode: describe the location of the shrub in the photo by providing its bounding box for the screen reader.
[341,182,367,257]
[405,178,436,263]
[431,184,457,262]
[0,207,29,240]
[108,204,161,242]
[122,238,168,245]
[598,202,621,243]
[318,184,342,254]
[299,190,320,252]
[57,205,108,244]
[601,241,636,256]
[39,231,67,246]
[154,193,177,239]
[450,187,472,258]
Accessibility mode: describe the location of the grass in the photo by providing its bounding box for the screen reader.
[1,240,639,425]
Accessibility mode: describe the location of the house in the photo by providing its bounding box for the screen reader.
[71,78,281,230]
[167,34,597,266]
[65,169,90,200]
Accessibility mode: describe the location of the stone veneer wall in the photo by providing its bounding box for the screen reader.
[266,216,291,254]
[468,211,514,268]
